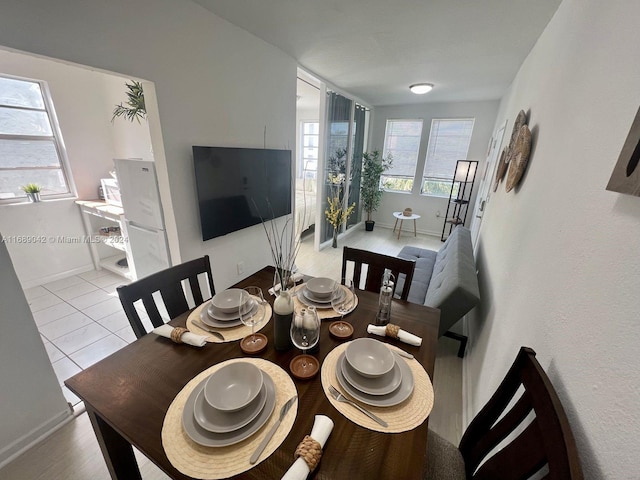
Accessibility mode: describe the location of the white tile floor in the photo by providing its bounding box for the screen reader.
[24,269,148,406]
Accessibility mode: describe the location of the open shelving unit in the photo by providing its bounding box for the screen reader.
[76,200,134,280]
[441,160,478,241]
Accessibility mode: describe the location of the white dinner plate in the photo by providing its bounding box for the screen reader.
[193,377,268,433]
[336,352,414,407]
[182,371,276,447]
[341,354,403,396]
[199,308,243,328]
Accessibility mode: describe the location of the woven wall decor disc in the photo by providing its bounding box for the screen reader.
[493,148,508,192]
[506,125,532,192]
[506,110,528,164]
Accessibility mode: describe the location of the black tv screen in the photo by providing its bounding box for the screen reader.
[193,146,292,241]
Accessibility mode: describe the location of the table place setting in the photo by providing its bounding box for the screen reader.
[186,287,272,344]
[320,338,434,433]
[162,357,298,479]
[367,323,423,346]
[152,324,209,347]
[291,276,359,321]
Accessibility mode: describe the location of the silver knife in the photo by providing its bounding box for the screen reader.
[191,319,225,341]
[249,395,297,464]
[394,348,414,360]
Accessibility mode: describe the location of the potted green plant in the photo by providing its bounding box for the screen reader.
[360,150,392,231]
[112,80,146,123]
[21,183,42,202]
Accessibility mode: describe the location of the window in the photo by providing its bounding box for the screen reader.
[381,119,423,192]
[0,75,72,202]
[421,118,474,197]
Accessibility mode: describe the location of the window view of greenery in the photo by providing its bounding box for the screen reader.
[382,119,423,192]
[0,75,70,201]
[421,118,474,197]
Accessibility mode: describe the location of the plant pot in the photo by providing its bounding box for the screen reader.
[365,220,375,231]
[26,192,41,203]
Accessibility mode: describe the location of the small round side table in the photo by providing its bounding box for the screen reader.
[392,211,420,239]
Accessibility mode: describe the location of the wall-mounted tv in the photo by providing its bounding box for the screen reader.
[193,146,292,241]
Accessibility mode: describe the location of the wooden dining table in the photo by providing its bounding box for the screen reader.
[65,266,440,480]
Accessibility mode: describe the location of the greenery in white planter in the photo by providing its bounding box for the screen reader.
[360,150,392,223]
[112,80,146,123]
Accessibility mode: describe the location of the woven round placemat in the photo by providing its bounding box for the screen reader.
[186,301,272,343]
[320,342,433,433]
[162,358,297,479]
[506,124,532,193]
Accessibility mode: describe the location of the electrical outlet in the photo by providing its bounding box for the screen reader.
[436,210,441,217]
[237,261,245,275]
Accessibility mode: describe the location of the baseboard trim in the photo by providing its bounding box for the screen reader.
[373,222,443,238]
[20,264,95,289]
[0,409,73,468]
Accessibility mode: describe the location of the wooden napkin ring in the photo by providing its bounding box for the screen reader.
[170,327,188,344]
[295,435,322,471]
[385,324,400,339]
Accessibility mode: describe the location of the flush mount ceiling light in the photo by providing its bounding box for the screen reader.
[409,83,434,95]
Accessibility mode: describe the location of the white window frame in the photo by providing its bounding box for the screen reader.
[421,118,475,198]
[381,118,424,193]
[0,73,75,204]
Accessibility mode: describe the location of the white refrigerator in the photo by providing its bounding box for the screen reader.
[114,158,170,279]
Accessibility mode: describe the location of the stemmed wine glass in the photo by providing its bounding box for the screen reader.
[289,306,320,378]
[239,287,268,354]
[331,279,355,333]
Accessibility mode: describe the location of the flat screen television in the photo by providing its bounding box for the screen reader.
[193,146,292,241]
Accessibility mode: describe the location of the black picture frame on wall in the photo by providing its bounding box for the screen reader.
[606,105,640,196]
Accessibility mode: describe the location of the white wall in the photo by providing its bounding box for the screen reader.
[0,48,130,287]
[0,235,70,466]
[467,0,640,477]
[0,0,297,290]
[369,101,499,235]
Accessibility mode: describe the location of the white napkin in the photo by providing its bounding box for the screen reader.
[153,324,208,347]
[367,324,422,346]
[269,272,305,296]
[281,415,334,480]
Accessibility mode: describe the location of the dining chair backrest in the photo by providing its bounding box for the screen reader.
[458,346,583,479]
[341,246,416,300]
[116,255,215,339]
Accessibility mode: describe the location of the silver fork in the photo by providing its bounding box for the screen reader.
[191,320,225,341]
[328,385,388,427]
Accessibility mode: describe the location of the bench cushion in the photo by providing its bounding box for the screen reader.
[398,227,480,336]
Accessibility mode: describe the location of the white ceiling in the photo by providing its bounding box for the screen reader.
[191,0,561,106]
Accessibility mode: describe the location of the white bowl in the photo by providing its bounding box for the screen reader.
[345,338,395,378]
[211,288,246,314]
[204,362,264,412]
[306,277,336,299]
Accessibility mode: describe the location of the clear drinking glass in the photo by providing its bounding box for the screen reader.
[331,279,355,332]
[290,306,320,373]
[239,287,267,350]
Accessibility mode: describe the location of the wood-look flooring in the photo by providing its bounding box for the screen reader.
[1,226,462,479]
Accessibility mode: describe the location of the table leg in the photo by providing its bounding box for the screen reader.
[86,406,142,480]
[413,219,417,237]
[397,219,403,239]
[393,217,399,233]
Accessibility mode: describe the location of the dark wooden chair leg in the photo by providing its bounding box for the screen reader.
[443,331,468,358]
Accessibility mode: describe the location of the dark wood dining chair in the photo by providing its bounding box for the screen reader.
[341,246,416,300]
[425,347,583,480]
[116,255,215,339]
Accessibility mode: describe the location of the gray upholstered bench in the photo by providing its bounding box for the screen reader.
[396,227,480,357]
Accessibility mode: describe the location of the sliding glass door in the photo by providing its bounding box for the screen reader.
[321,90,369,243]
